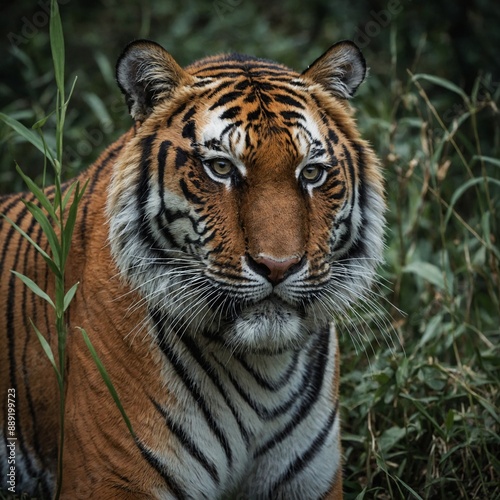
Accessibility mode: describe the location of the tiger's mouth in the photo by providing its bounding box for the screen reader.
[224,289,308,321]
[223,294,309,353]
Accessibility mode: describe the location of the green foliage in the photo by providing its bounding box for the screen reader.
[1,1,499,498]
[340,41,499,498]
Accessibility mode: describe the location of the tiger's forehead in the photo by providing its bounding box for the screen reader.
[185,55,329,167]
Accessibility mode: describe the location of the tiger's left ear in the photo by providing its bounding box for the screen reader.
[301,41,366,99]
[116,39,194,122]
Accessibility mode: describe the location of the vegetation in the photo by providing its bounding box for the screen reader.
[1,1,499,498]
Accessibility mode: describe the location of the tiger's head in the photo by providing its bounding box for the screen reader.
[108,40,385,353]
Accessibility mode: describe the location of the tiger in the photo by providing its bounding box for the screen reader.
[0,39,385,499]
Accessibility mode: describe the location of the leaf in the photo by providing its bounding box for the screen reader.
[403,261,445,290]
[61,184,82,263]
[22,200,61,267]
[61,181,77,212]
[411,73,469,103]
[11,271,56,309]
[15,164,57,221]
[32,111,55,130]
[62,180,88,258]
[63,282,79,312]
[472,155,500,168]
[80,328,136,439]
[31,319,62,386]
[50,0,65,97]
[0,112,56,160]
[1,214,61,278]
[379,426,406,453]
[445,176,500,226]
[417,313,443,348]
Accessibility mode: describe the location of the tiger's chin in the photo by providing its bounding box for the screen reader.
[223,297,309,354]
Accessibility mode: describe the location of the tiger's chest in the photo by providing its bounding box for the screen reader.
[143,320,340,499]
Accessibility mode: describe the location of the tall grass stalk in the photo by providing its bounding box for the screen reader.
[0,1,134,497]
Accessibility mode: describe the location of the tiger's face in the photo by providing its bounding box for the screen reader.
[109,40,385,353]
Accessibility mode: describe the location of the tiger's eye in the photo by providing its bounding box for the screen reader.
[301,164,324,183]
[208,158,234,177]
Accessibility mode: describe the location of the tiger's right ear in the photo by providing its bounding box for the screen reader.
[116,40,194,122]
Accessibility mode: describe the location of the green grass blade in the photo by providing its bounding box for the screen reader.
[12,271,56,309]
[80,328,136,439]
[411,73,470,103]
[30,319,62,386]
[472,155,500,168]
[63,282,79,312]
[61,182,77,212]
[61,187,82,263]
[1,214,61,278]
[0,112,56,160]
[445,176,500,226]
[403,261,446,291]
[23,201,61,267]
[16,165,57,221]
[50,0,65,98]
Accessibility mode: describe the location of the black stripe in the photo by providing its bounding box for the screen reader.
[174,147,189,169]
[179,178,205,206]
[155,140,181,248]
[202,80,237,100]
[171,322,251,445]
[136,133,168,258]
[0,192,24,221]
[213,356,303,421]
[5,194,42,481]
[20,206,49,486]
[254,330,330,457]
[219,106,241,120]
[152,309,234,467]
[234,351,300,391]
[181,120,196,140]
[135,438,187,499]
[352,142,367,212]
[220,121,243,139]
[182,106,197,122]
[166,102,187,127]
[273,93,305,109]
[340,142,370,261]
[152,400,220,484]
[269,402,338,496]
[157,140,172,203]
[246,109,261,122]
[209,91,243,110]
[280,110,304,121]
[79,143,123,253]
[29,219,53,498]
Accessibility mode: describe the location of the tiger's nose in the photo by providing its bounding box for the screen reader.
[246,254,305,285]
